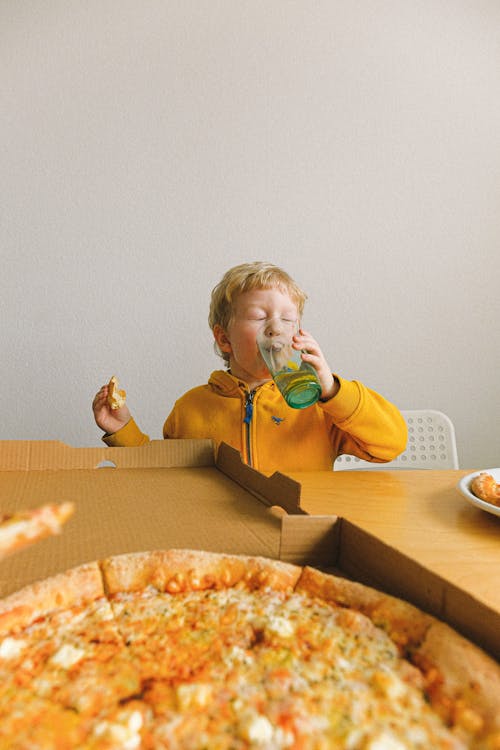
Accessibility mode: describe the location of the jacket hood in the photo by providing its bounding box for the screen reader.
[208,370,274,398]
[208,370,242,397]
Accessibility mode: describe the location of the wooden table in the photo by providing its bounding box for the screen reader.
[287,469,500,615]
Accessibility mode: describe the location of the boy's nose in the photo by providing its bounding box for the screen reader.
[264,318,285,336]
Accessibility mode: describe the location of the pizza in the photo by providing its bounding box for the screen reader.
[470,473,500,507]
[107,375,126,410]
[0,501,74,560]
[0,549,498,750]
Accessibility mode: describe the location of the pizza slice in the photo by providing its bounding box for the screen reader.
[107,375,126,410]
[295,565,500,745]
[0,501,74,559]
[470,472,500,506]
[101,549,301,683]
[0,563,142,720]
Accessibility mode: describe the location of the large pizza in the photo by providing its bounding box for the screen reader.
[0,549,498,749]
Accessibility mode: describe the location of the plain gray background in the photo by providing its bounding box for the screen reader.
[2,1,499,469]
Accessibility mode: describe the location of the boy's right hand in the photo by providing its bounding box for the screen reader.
[92,384,131,435]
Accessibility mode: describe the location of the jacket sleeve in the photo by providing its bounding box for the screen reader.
[320,376,407,462]
[102,418,150,447]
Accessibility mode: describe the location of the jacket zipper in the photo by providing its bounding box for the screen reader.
[243,389,256,466]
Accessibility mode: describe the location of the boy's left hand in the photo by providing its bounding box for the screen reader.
[293,329,339,401]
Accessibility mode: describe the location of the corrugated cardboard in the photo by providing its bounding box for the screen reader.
[0,439,498,661]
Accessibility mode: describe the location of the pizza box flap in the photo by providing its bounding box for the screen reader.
[215,442,306,515]
[0,438,215,470]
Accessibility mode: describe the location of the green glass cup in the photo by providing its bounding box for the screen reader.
[257,323,321,409]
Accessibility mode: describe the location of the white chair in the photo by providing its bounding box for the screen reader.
[334,409,459,471]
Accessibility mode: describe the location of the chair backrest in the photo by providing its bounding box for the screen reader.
[334,409,459,471]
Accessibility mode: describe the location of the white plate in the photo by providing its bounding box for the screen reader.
[457,468,500,517]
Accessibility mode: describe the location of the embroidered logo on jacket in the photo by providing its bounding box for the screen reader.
[271,416,284,425]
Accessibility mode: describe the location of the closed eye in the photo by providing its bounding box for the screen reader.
[247,315,297,325]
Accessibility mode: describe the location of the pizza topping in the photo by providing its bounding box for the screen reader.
[0,518,33,542]
[263,614,295,639]
[106,586,470,749]
[176,682,213,710]
[0,635,27,659]
[0,501,75,559]
[240,713,275,744]
[93,708,144,750]
[49,643,86,669]
[364,733,408,750]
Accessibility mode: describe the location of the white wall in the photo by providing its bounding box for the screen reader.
[2,1,499,469]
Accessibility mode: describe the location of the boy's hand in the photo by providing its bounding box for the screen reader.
[293,329,340,401]
[92,384,131,435]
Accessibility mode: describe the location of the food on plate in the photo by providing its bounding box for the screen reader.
[0,549,498,749]
[107,375,126,410]
[0,502,75,560]
[470,472,500,506]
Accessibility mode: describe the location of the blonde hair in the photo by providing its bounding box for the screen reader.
[209,262,308,364]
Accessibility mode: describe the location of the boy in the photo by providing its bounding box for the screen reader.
[92,262,407,473]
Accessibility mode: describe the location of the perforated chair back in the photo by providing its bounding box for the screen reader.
[334,409,459,471]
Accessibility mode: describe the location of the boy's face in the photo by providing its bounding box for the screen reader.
[214,287,300,387]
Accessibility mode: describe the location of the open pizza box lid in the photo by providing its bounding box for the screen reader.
[0,439,498,660]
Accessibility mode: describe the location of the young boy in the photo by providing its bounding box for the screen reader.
[92,262,407,473]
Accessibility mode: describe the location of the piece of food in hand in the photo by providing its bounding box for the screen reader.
[0,501,75,559]
[470,472,500,506]
[107,375,126,410]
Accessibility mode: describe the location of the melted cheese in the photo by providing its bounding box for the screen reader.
[0,636,27,659]
[50,643,85,669]
[0,584,473,749]
[93,709,143,750]
[109,587,468,750]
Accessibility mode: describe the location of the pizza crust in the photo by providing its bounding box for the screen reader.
[100,548,302,596]
[296,564,500,742]
[0,562,104,635]
[296,565,434,649]
[107,375,126,410]
[414,621,500,736]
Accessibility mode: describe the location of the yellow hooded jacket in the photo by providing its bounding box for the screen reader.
[104,370,407,475]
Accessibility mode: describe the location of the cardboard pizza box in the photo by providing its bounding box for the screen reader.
[0,438,498,661]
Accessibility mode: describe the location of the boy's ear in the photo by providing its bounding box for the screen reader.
[213,324,232,354]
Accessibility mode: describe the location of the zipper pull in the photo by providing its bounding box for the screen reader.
[243,390,255,425]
